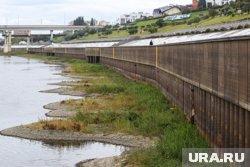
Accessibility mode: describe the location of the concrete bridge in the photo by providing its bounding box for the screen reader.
[0,25,102,53]
[0,25,102,31]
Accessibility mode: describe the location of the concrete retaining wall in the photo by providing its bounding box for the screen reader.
[26,39,250,148]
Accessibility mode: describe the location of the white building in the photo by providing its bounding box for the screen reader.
[98,20,111,26]
[153,6,181,18]
[206,0,235,7]
[118,12,152,24]
[220,0,235,5]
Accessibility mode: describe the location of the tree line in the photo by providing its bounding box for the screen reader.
[73,16,96,26]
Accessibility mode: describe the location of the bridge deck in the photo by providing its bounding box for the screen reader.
[0,25,102,31]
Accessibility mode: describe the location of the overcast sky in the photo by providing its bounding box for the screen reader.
[0,0,192,25]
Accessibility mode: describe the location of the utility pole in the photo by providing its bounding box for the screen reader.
[64,14,66,25]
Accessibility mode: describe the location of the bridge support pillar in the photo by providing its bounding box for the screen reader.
[50,30,53,43]
[26,31,31,51]
[4,31,11,53]
[3,32,8,53]
[7,31,12,52]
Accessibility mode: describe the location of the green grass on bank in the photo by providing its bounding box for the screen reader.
[65,58,208,165]
[79,29,130,40]
[135,10,208,27]
[11,53,207,166]
[65,11,250,41]
[195,13,250,26]
[53,36,64,43]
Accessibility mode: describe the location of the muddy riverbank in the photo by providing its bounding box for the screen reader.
[0,55,158,166]
[0,55,131,167]
[0,126,156,149]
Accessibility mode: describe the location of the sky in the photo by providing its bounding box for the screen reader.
[0,0,192,25]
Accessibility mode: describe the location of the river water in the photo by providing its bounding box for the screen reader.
[0,56,126,167]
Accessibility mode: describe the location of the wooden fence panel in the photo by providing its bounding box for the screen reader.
[224,41,239,104]
[171,46,177,75]
[246,110,250,147]
[136,47,146,64]
[210,95,215,147]
[184,82,192,118]
[187,44,192,81]
[215,96,221,147]
[200,43,212,91]
[206,92,211,146]
[220,98,225,148]
[136,64,156,81]
[166,46,173,72]
[224,101,230,148]
[234,105,239,148]
[158,46,166,69]
[239,108,246,148]
[238,40,248,108]
[195,87,201,127]
[229,103,235,147]
[101,47,113,58]
[218,42,225,97]
[193,44,200,84]
[212,42,219,94]
[177,78,184,110]
[176,45,183,76]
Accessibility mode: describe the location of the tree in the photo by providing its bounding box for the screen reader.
[236,0,250,13]
[90,18,95,26]
[89,29,97,34]
[127,26,138,35]
[187,17,201,25]
[193,17,201,23]
[242,0,250,13]
[155,19,165,28]
[221,5,234,15]
[99,25,113,35]
[104,29,112,35]
[64,34,74,41]
[128,28,138,35]
[198,0,207,9]
[73,16,86,26]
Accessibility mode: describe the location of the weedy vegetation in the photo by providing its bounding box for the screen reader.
[21,53,207,166]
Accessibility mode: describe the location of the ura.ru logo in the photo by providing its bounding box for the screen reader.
[189,153,245,163]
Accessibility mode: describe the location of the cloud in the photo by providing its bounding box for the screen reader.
[0,0,192,25]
